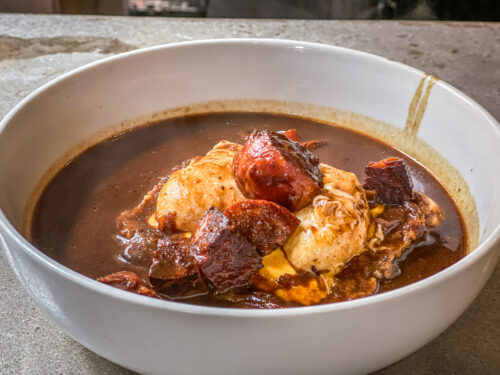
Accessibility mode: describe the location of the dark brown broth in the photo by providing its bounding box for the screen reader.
[31,113,466,306]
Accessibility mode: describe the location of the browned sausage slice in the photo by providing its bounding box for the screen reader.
[233,130,322,211]
[224,199,299,255]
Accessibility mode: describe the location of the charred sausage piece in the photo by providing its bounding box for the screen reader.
[98,271,157,297]
[224,199,299,255]
[191,207,262,292]
[233,130,323,211]
[363,157,414,205]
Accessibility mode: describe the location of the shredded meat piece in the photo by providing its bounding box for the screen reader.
[363,157,414,205]
[383,202,426,242]
[369,202,427,278]
[357,153,446,292]
[362,157,445,279]
[233,130,323,211]
[190,208,262,292]
[98,271,157,297]
[414,191,444,227]
[224,199,299,255]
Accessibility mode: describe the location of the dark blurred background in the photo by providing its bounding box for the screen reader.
[0,0,499,21]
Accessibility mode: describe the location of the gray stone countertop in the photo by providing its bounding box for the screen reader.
[0,14,498,375]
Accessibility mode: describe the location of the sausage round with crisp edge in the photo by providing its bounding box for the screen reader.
[232,130,323,211]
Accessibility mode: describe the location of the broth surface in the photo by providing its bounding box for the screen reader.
[31,113,466,307]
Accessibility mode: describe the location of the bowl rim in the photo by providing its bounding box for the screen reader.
[0,38,499,318]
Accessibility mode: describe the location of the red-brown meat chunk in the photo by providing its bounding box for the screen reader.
[363,157,414,205]
[149,234,196,285]
[98,271,157,297]
[149,234,209,299]
[190,207,262,292]
[224,199,299,255]
[233,130,323,211]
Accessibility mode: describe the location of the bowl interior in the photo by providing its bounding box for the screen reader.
[0,40,499,251]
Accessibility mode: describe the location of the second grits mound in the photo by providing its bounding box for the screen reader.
[284,164,369,274]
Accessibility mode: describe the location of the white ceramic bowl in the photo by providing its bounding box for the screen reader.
[0,39,499,375]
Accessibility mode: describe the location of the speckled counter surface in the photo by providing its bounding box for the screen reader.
[0,14,498,375]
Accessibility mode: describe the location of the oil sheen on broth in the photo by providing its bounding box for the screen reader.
[31,113,467,307]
